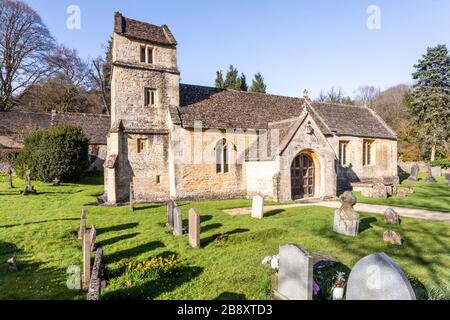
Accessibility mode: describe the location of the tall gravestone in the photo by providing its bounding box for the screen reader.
[333,191,360,237]
[173,208,183,237]
[424,165,436,183]
[82,230,91,290]
[408,164,419,181]
[129,180,135,211]
[346,253,416,300]
[189,208,201,248]
[275,244,313,300]
[166,200,175,230]
[7,168,13,189]
[22,170,36,195]
[78,208,87,240]
[251,195,264,219]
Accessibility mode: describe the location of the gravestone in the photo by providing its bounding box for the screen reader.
[189,208,201,248]
[424,165,436,183]
[173,208,183,236]
[251,195,264,219]
[431,167,441,179]
[383,230,403,246]
[347,252,416,300]
[445,173,450,183]
[129,181,135,212]
[408,164,419,181]
[333,191,360,237]
[78,208,87,240]
[89,226,97,252]
[166,200,175,230]
[52,177,60,186]
[82,230,91,290]
[7,257,17,271]
[22,170,36,195]
[395,187,414,198]
[87,248,103,301]
[7,168,13,189]
[372,183,388,199]
[383,208,400,225]
[274,244,313,300]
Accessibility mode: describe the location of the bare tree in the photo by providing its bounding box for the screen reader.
[316,87,354,105]
[91,58,111,115]
[354,86,381,107]
[0,0,55,111]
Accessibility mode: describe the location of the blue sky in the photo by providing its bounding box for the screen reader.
[24,0,450,98]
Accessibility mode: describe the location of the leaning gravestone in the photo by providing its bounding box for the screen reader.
[166,200,175,230]
[333,191,360,237]
[372,183,388,199]
[189,208,201,248]
[424,165,436,183]
[173,208,183,236]
[383,208,400,225]
[347,252,416,300]
[274,244,313,300]
[251,195,264,219]
[7,168,13,189]
[89,226,97,252]
[408,164,419,181]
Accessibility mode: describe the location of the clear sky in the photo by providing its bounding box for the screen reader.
[23,0,450,99]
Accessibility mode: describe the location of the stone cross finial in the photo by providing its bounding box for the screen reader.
[303,89,310,100]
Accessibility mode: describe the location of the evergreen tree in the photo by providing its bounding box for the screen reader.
[250,73,267,93]
[215,71,225,89]
[239,73,248,91]
[410,44,450,161]
[224,65,240,90]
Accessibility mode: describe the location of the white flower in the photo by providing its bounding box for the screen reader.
[261,256,272,265]
[271,257,279,270]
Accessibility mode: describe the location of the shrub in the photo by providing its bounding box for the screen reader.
[15,125,89,182]
[431,158,450,169]
[120,255,178,286]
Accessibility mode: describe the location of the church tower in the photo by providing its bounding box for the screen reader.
[105,12,180,203]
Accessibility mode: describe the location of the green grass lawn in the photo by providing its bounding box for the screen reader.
[0,173,449,300]
[354,173,450,213]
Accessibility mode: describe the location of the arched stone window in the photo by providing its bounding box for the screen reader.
[215,139,229,174]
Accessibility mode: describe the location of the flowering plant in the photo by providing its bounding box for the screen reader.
[262,255,279,271]
[313,281,320,295]
[121,255,178,286]
[332,272,346,289]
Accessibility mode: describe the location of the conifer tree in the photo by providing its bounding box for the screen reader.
[250,73,267,93]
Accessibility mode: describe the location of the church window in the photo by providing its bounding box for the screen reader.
[363,140,375,166]
[339,141,349,166]
[137,139,148,154]
[215,139,229,174]
[140,46,146,63]
[144,88,156,106]
[147,47,154,64]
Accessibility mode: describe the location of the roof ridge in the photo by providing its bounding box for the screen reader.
[2,110,111,118]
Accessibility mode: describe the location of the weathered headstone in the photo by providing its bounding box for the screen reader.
[22,170,36,195]
[251,195,264,219]
[431,166,442,179]
[7,168,13,189]
[274,244,313,300]
[372,183,388,199]
[395,187,414,197]
[333,191,360,237]
[383,208,400,225]
[52,177,60,186]
[89,226,97,252]
[189,208,201,248]
[347,252,416,300]
[7,257,17,271]
[82,230,91,290]
[445,173,450,183]
[87,248,103,300]
[78,208,87,240]
[173,208,183,236]
[408,164,419,181]
[166,200,175,230]
[129,180,135,212]
[424,165,436,183]
[383,230,403,246]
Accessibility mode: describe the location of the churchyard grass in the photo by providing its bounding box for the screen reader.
[0,173,449,300]
[355,173,450,213]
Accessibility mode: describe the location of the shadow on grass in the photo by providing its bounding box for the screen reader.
[96,233,140,247]
[359,217,377,233]
[265,209,285,218]
[201,223,223,233]
[133,204,164,211]
[201,228,250,247]
[104,241,166,264]
[103,265,204,300]
[97,223,140,234]
[0,218,79,229]
[214,292,247,300]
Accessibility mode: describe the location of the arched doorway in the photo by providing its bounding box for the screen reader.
[291,153,316,199]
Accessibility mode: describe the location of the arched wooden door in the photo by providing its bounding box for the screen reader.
[291,154,315,199]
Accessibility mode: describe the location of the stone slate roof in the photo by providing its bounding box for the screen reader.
[178,84,396,140]
[114,12,177,46]
[0,111,110,144]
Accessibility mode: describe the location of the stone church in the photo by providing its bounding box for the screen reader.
[104,13,399,204]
